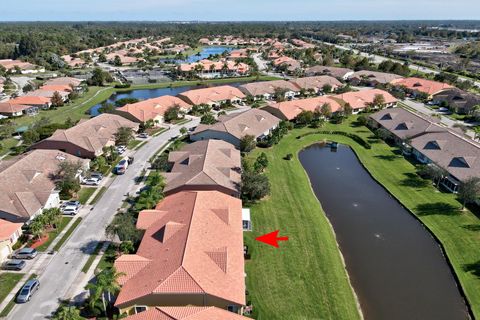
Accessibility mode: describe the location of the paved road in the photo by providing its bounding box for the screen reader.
[319,41,480,88]
[8,119,200,320]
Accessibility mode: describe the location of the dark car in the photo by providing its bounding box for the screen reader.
[16,279,40,303]
[2,259,26,271]
[11,247,38,260]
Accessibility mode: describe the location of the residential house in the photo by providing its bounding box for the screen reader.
[229,49,249,59]
[0,59,45,74]
[0,219,24,262]
[239,80,300,100]
[0,102,38,117]
[262,96,343,120]
[26,89,70,102]
[177,85,245,107]
[0,150,89,223]
[304,66,354,80]
[190,109,280,146]
[432,88,480,114]
[31,113,139,159]
[8,96,51,109]
[332,89,398,114]
[163,140,241,197]
[114,191,245,315]
[39,85,73,93]
[390,77,453,98]
[123,306,251,320]
[291,76,343,94]
[348,70,403,86]
[179,60,249,77]
[115,96,192,124]
[44,77,84,91]
[62,55,86,68]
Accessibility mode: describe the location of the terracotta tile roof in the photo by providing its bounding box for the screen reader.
[114,191,245,309]
[44,77,83,87]
[0,219,23,241]
[390,77,453,96]
[0,102,32,114]
[0,150,88,221]
[179,60,249,74]
[8,96,51,106]
[163,140,241,196]
[40,85,73,92]
[349,70,403,84]
[124,306,251,320]
[32,113,139,156]
[272,56,297,66]
[332,89,398,110]
[263,96,343,120]
[0,59,37,71]
[291,76,343,91]
[192,109,280,140]
[239,80,300,97]
[116,96,192,123]
[178,86,245,105]
[25,90,69,99]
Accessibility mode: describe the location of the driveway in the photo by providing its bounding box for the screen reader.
[7,119,200,320]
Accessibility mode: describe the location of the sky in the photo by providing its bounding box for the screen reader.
[2,0,480,21]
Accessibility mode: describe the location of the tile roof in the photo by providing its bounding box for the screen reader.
[192,109,280,140]
[8,96,51,106]
[114,191,245,308]
[25,90,69,99]
[239,80,300,97]
[349,70,403,84]
[178,86,245,105]
[263,96,343,120]
[304,66,353,78]
[390,77,453,96]
[332,89,398,110]
[39,85,73,92]
[124,306,251,320]
[0,219,23,241]
[163,140,241,196]
[44,77,83,87]
[0,102,32,114]
[33,113,138,156]
[116,96,192,122]
[432,88,480,113]
[291,76,343,91]
[0,150,88,221]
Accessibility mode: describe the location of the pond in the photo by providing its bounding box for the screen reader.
[298,143,469,320]
[160,46,234,64]
[89,81,244,116]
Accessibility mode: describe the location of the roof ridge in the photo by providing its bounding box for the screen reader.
[180,192,197,267]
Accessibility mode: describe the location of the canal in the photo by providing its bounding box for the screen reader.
[298,143,469,320]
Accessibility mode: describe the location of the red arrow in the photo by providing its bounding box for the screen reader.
[255,230,289,248]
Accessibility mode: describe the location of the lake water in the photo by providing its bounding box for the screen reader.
[89,81,243,116]
[160,46,234,64]
[299,144,469,320]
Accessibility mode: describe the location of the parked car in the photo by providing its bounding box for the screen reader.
[16,279,40,303]
[82,178,99,186]
[11,248,37,260]
[61,200,80,209]
[116,145,127,154]
[138,133,148,139]
[62,207,78,216]
[2,259,26,271]
[90,172,103,181]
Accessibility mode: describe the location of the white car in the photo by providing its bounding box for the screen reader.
[116,145,127,154]
[138,133,149,139]
[62,206,78,216]
[82,178,99,186]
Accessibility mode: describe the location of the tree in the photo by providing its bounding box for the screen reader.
[113,55,122,67]
[164,105,181,123]
[119,241,134,254]
[114,126,134,146]
[254,152,269,173]
[417,165,448,187]
[273,87,288,102]
[200,113,216,125]
[458,177,480,210]
[56,160,83,198]
[51,91,64,108]
[22,129,40,145]
[473,127,480,141]
[241,171,270,201]
[0,121,15,139]
[106,213,142,243]
[343,103,353,117]
[22,83,35,93]
[52,303,83,320]
[322,84,332,93]
[240,135,257,153]
[43,207,62,229]
[29,218,45,240]
[295,110,314,127]
[98,53,107,63]
[97,267,124,306]
[375,128,392,140]
[319,103,332,118]
[180,127,188,135]
[372,94,386,110]
[88,68,113,86]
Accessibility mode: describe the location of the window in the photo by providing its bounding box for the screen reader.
[227,305,239,313]
[134,306,148,314]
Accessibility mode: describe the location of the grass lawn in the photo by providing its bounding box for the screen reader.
[77,187,97,204]
[0,273,24,305]
[52,218,83,252]
[96,243,117,272]
[81,241,104,273]
[35,216,73,251]
[0,138,19,157]
[0,273,37,317]
[127,139,143,149]
[90,186,107,205]
[245,115,480,319]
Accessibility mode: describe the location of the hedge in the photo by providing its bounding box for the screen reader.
[296,130,372,149]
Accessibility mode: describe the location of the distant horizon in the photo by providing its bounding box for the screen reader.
[3,0,480,22]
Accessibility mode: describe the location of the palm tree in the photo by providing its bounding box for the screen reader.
[99,267,125,304]
[29,218,45,240]
[473,126,480,141]
[86,279,106,315]
[53,303,83,320]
